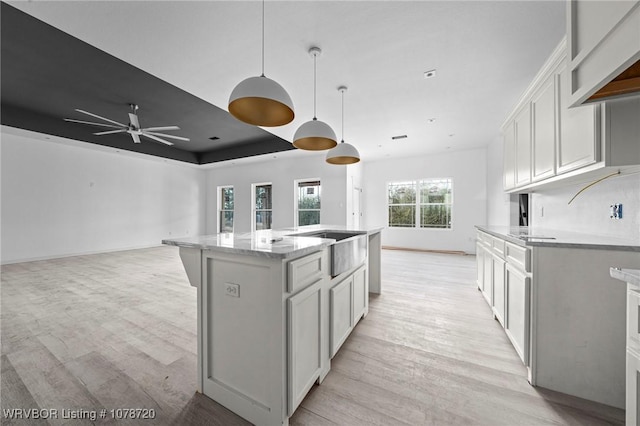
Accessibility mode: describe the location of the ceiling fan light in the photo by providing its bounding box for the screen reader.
[293,119,337,150]
[228,76,294,127]
[326,141,360,164]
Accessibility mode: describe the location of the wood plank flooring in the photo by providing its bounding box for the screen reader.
[1,247,624,425]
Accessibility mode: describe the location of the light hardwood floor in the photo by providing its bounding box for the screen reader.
[1,247,624,425]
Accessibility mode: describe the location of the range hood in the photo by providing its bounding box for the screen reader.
[587,59,640,103]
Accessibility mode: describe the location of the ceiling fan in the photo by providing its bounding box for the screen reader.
[64,104,189,146]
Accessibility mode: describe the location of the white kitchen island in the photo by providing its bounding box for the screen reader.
[163,225,383,425]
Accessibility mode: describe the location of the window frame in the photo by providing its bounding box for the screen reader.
[217,185,234,233]
[252,182,273,231]
[387,178,453,230]
[294,178,321,227]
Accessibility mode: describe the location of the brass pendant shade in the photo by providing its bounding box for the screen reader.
[326,86,360,164]
[227,0,294,127]
[293,47,337,150]
[293,118,337,150]
[228,76,294,127]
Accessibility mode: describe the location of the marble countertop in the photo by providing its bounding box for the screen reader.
[476,225,640,252]
[162,225,384,259]
[610,268,640,286]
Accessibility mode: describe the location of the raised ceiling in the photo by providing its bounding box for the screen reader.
[2,1,566,165]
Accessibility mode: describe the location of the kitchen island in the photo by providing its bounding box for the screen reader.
[163,225,383,425]
[476,225,640,409]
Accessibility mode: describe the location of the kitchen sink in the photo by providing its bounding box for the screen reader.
[290,230,367,276]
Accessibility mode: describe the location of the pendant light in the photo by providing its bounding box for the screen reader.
[228,0,294,127]
[326,86,360,164]
[293,47,337,151]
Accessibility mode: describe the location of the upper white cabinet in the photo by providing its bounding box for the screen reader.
[503,121,516,190]
[514,104,532,187]
[502,37,640,193]
[531,74,557,182]
[557,61,600,173]
[568,0,640,106]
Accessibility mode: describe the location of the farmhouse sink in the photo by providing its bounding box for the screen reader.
[290,230,367,277]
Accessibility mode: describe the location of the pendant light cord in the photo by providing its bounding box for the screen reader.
[313,53,317,119]
[341,89,345,143]
[261,0,265,77]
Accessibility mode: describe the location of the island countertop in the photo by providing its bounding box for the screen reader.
[476,225,640,252]
[162,225,384,259]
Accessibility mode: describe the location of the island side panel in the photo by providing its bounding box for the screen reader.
[368,231,382,294]
[201,251,287,426]
[532,247,639,409]
[178,247,203,393]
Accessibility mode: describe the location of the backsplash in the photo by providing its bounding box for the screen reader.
[530,172,640,239]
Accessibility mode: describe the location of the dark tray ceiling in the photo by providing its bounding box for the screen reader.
[0,2,295,164]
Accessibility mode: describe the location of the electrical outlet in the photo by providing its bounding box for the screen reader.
[225,283,240,298]
[610,203,623,219]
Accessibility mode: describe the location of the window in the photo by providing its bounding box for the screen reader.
[253,183,273,230]
[218,186,234,233]
[388,178,452,229]
[296,179,321,226]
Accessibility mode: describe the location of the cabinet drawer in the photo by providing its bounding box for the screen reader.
[477,231,492,246]
[492,237,505,258]
[287,251,324,293]
[505,242,530,273]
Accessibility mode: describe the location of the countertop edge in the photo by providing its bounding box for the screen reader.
[475,225,640,252]
[610,268,640,287]
[162,238,333,259]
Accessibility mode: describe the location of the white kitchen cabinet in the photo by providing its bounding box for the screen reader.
[514,104,532,187]
[557,61,600,174]
[492,254,506,327]
[287,280,322,415]
[626,350,640,425]
[531,73,557,182]
[476,242,485,291]
[505,262,530,366]
[503,121,516,190]
[568,0,640,106]
[482,245,493,305]
[352,266,367,325]
[330,275,353,357]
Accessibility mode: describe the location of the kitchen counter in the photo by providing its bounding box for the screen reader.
[476,225,640,252]
[163,225,384,259]
[611,268,640,287]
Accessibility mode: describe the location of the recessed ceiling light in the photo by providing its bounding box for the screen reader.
[209,136,220,141]
[427,118,436,123]
[378,144,382,148]
[391,135,407,140]
[424,69,437,79]
[449,133,455,137]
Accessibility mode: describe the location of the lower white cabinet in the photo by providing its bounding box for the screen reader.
[330,274,354,357]
[505,263,530,365]
[492,254,506,326]
[627,350,640,425]
[482,246,493,305]
[287,280,322,415]
[352,266,367,324]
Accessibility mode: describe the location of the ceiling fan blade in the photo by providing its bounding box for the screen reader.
[131,133,141,144]
[64,118,122,129]
[141,133,174,146]
[128,113,140,129]
[94,129,127,136]
[142,126,180,132]
[145,131,190,142]
[75,109,127,127]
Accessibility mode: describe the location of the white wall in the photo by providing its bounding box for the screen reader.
[204,153,350,234]
[1,129,206,264]
[362,148,487,253]
[530,172,640,238]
